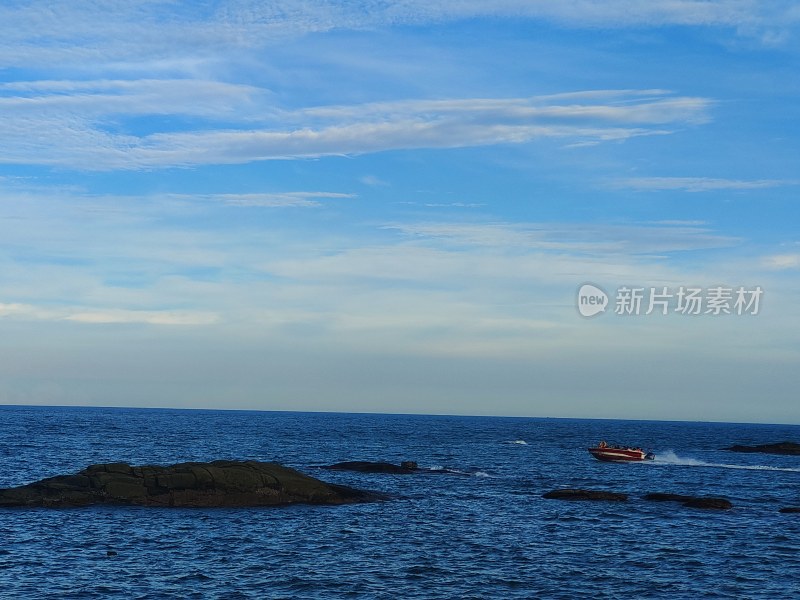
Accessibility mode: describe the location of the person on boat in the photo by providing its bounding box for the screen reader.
[598,441,607,448]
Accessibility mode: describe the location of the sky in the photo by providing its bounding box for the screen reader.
[0,1,798,423]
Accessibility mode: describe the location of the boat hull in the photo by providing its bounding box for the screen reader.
[588,447,654,462]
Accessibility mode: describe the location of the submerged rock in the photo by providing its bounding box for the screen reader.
[682,498,732,510]
[321,461,419,474]
[723,442,800,455]
[643,493,695,503]
[319,461,470,476]
[0,460,382,508]
[645,492,732,510]
[542,488,628,502]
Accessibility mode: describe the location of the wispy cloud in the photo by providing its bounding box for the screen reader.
[650,220,708,226]
[421,203,486,208]
[0,89,711,170]
[0,79,265,116]
[383,220,738,255]
[168,192,356,208]
[0,303,218,326]
[359,175,389,187]
[2,1,795,71]
[298,93,711,125]
[610,176,797,192]
[762,254,800,270]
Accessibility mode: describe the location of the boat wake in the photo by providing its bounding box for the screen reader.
[652,450,800,473]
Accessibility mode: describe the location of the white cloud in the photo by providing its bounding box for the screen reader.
[421,203,485,208]
[360,175,389,187]
[0,303,218,326]
[9,0,799,63]
[383,220,738,254]
[3,1,794,71]
[375,1,799,30]
[168,191,356,208]
[130,122,669,168]
[650,219,708,226]
[762,254,800,270]
[298,94,712,125]
[0,79,265,116]
[0,89,711,169]
[611,176,797,192]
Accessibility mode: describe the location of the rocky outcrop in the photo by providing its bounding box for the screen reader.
[644,492,732,510]
[0,460,382,508]
[542,488,628,502]
[723,442,800,455]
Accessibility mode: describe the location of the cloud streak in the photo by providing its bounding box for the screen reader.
[168,192,356,208]
[383,220,739,255]
[0,89,711,169]
[611,176,798,192]
[0,303,218,326]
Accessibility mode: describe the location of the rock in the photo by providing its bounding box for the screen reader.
[645,492,732,510]
[321,461,419,474]
[643,493,695,503]
[682,497,732,510]
[779,507,800,514]
[542,488,628,502]
[319,460,471,476]
[723,442,800,455]
[0,460,382,508]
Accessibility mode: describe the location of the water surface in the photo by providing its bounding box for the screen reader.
[1,406,799,598]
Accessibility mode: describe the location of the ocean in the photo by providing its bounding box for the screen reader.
[1,406,799,599]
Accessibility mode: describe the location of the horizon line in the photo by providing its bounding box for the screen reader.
[1,403,797,428]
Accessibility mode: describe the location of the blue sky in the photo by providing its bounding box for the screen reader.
[1,1,798,423]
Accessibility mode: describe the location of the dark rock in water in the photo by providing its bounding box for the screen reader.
[643,493,695,503]
[645,492,732,510]
[0,460,382,508]
[779,507,800,514]
[683,497,732,510]
[319,460,471,476]
[322,461,418,474]
[543,488,628,502]
[723,441,800,455]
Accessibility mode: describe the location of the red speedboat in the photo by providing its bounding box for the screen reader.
[588,441,655,462]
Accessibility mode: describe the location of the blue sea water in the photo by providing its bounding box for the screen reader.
[1,406,799,599]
